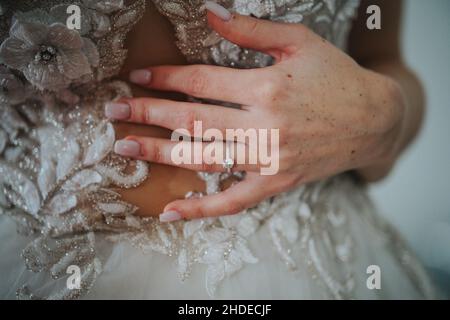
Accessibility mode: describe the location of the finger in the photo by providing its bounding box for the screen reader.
[161,173,288,220]
[129,65,267,105]
[105,97,249,137]
[206,5,312,60]
[113,137,261,173]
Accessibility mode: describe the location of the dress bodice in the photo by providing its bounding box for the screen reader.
[3,1,432,300]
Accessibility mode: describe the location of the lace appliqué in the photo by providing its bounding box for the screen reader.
[1,81,150,299]
[153,0,361,68]
[0,0,148,299]
[0,0,435,300]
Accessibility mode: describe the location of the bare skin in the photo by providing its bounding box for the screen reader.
[113,0,424,219]
[115,2,205,215]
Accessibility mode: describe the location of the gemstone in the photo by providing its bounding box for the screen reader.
[223,158,234,169]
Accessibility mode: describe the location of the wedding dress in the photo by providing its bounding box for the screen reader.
[0,0,437,299]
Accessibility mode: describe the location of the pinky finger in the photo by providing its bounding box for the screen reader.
[160,173,288,221]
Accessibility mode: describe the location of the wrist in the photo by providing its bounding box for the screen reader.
[356,70,406,181]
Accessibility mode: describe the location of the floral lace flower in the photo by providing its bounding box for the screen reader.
[0,10,99,91]
[233,0,276,18]
[233,0,314,22]
[82,0,124,14]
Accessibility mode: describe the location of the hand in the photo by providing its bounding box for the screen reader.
[105,7,405,222]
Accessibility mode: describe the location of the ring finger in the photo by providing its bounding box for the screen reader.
[113,137,262,173]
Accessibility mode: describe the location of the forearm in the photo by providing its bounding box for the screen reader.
[356,60,425,182]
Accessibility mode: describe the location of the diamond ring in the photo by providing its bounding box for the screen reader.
[223,141,234,173]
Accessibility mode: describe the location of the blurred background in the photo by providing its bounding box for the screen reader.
[370,0,450,298]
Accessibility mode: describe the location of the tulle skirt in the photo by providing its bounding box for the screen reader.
[0,182,437,300]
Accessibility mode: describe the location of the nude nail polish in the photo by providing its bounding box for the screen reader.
[205,1,232,21]
[114,140,141,157]
[105,102,130,120]
[160,211,182,223]
[129,69,152,85]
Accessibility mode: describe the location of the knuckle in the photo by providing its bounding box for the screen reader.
[181,109,197,136]
[278,152,294,171]
[146,143,162,163]
[185,68,209,97]
[259,75,286,104]
[260,81,279,101]
[271,123,289,148]
[283,175,302,189]
[226,201,246,215]
[128,98,146,123]
[193,203,207,219]
[144,105,153,124]
[278,122,291,142]
[247,19,261,37]
[281,135,292,151]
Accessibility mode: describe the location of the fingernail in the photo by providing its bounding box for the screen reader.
[114,140,141,157]
[205,1,232,21]
[160,211,182,223]
[130,69,152,85]
[105,102,130,120]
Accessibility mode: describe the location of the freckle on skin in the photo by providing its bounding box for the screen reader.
[287,74,293,78]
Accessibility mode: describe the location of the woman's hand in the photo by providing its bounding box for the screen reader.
[105,5,406,222]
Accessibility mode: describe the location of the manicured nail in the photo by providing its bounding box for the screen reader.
[129,69,152,85]
[205,1,232,21]
[160,211,182,223]
[114,140,141,157]
[105,102,130,120]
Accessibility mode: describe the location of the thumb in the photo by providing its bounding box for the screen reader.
[205,2,310,60]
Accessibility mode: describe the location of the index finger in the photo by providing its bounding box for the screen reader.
[129,65,267,106]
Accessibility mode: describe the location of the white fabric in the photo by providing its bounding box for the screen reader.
[0,0,438,299]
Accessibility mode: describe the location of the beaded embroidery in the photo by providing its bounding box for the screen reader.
[0,0,434,299]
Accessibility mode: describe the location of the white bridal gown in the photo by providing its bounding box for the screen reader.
[0,0,437,299]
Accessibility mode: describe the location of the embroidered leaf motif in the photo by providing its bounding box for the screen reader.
[205,263,225,297]
[1,0,373,301]
[47,193,77,215]
[38,160,56,198]
[96,201,136,215]
[0,162,41,217]
[63,169,102,191]
[56,139,80,180]
[83,122,115,166]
